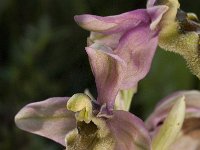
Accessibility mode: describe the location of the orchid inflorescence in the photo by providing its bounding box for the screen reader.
[15,0,200,149]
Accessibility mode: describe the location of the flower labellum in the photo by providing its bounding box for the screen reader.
[149,0,200,78]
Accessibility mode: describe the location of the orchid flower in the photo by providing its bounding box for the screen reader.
[14,1,177,149]
[148,0,200,78]
[15,94,152,149]
[15,88,187,150]
[146,90,200,150]
[74,3,168,110]
[14,0,198,149]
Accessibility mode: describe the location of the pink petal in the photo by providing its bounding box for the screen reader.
[15,97,76,146]
[108,110,152,150]
[147,5,169,30]
[86,44,126,109]
[74,9,150,34]
[115,25,158,89]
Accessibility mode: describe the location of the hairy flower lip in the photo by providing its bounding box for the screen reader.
[65,116,115,150]
[153,0,200,79]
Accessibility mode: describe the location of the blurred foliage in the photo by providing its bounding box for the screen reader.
[0,0,200,149]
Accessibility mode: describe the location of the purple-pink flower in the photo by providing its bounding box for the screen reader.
[74,4,168,109]
[16,89,199,149]
[14,1,169,149]
[15,95,152,149]
[14,0,200,150]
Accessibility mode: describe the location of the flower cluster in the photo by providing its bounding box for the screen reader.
[15,0,200,149]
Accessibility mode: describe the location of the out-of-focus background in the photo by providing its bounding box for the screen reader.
[0,0,200,149]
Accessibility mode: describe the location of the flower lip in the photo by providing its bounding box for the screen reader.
[65,117,115,150]
[66,121,104,150]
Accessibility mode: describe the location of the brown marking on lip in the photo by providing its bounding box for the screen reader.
[176,9,200,33]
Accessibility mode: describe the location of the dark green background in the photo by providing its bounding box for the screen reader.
[0,0,199,149]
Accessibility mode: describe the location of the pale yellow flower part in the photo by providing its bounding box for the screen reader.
[152,96,186,150]
[67,93,93,123]
[155,0,200,78]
